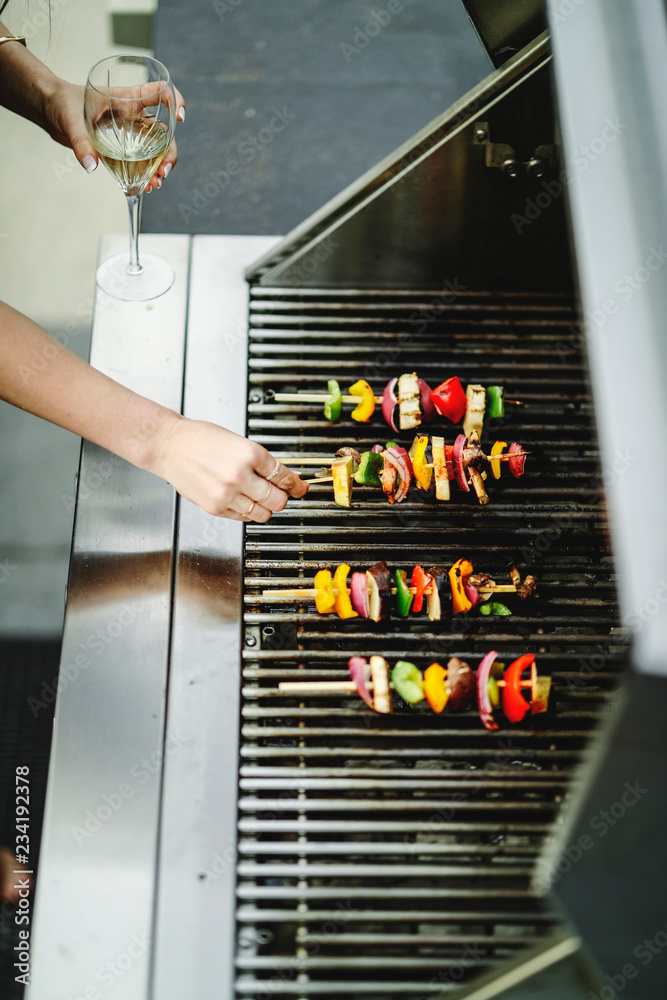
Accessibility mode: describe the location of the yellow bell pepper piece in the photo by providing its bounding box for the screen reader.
[490,440,507,480]
[333,563,358,619]
[412,434,432,491]
[423,662,449,713]
[314,569,336,614]
[449,558,474,614]
[349,379,376,422]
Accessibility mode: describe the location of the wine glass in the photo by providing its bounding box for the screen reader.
[84,55,176,302]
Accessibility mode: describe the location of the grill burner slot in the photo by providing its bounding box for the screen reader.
[236,289,627,998]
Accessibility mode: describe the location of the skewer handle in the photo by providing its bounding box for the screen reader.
[274,393,382,404]
[278,678,534,693]
[262,584,517,600]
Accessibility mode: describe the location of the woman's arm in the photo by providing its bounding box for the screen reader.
[0,20,184,187]
[0,301,307,520]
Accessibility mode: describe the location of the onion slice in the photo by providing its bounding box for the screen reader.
[349,572,369,618]
[348,656,374,708]
[452,434,470,493]
[381,378,399,432]
[381,446,413,503]
[477,650,499,731]
[418,378,436,422]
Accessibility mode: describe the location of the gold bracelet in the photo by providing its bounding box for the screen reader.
[0,36,27,47]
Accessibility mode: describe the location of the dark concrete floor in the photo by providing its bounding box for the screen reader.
[142,0,490,236]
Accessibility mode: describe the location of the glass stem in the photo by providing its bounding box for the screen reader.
[125,193,144,276]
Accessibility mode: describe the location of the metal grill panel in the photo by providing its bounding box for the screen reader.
[235,289,626,998]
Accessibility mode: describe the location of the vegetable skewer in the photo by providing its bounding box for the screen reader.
[271,373,522,431]
[260,559,536,621]
[277,653,551,729]
[281,434,529,507]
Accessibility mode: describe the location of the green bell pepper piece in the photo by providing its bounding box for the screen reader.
[354,451,384,486]
[323,379,342,421]
[488,676,500,707]
[486,385,505,419]
[391,660,425,704]
[480,601,512,616]
[393,568,414,617]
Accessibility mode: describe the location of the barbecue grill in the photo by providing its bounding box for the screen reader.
[26,3,667,999]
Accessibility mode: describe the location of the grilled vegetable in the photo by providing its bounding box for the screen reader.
[391,661,425,705]
[452,434,470,493]
[331,455,354,507]
[366,561,391,622]
[333,563,358,619]
[446,657,475,711]
[411,565,432,614]
[429,376,467,423]
[396,371,422,430]
[423,662,449,713]
[314,569,336,614]
[462,384,486,438]
[449,558,475,614]
[349,572,369,618]
[381,446,413,503]
[349,656,374,708]
[393,568,414,617]
[412,435,433,491]
[477,650,500,731]
[336,446,362,469]
[381,377,399,432]
[324,379,342,421]
[349,379,376,422]
[370,655,392,713]
[480,601,512,616]
[490,440,507,480]
[502,654,534,723]
[486,385,505,419]
[354,450,384,486]
[426,565,447,621]
[431,435,450,501]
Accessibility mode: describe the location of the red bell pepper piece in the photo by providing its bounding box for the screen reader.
[502,653,535,724]
[410,565,432,614]
[429,376,467,423]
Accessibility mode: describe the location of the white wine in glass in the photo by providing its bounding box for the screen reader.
[84,55,177,301]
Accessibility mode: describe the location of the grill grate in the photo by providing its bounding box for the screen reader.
[236,289,627,998]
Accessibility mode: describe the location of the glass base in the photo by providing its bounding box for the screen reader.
[95,252,174,302]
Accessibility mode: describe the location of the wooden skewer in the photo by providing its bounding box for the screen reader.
[279,677,531,693]
[273,392,383,404]
[261,583,517,600]
[301,475,335,484]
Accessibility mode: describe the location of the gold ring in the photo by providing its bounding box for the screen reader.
[260,482,272,502]
[265,458,282,482]
[244,499,256,517]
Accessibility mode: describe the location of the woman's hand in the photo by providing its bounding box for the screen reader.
[42,77,185,189]
[150,416,309,521]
